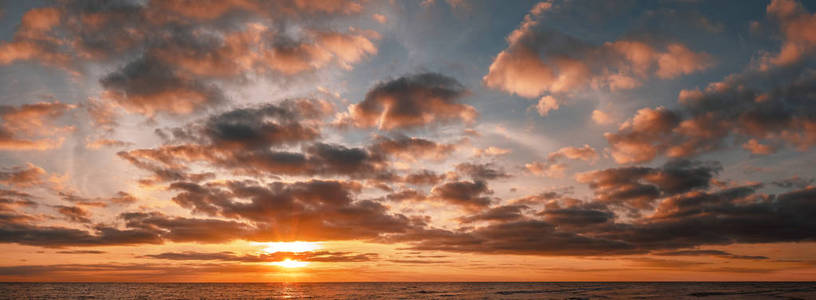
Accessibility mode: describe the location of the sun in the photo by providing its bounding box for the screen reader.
[271,259,310,268]
[254,241,322,253]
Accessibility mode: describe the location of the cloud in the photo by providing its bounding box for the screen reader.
[460,204,527,223]
[0,221,163,248]
[167,98,332,151]
[535,95,559,116]
[405,219,638,256]
[607,66,816,163]
[0,7,69,67]
[454,163,510,181]
[576,159,721,209]
[526,144,597,178]
[771,176,814,189]
[85,138,132,150]
[53,205,92,223]
[389,183,816,257]
[761,0,816,67]
[372,13,387,24]
[483,3,711,101]
[0,101,75,151]
[0,0,377,118]
[401,170,445,186]
[604,1,816,164]
[591,109,614,125]
[168,179,413,241]
[0,164,46,187]
[339,73,477,130]
[472,146,511,157]
[369,135,455,162]
[100,56,226,117]
[430,180,494,210]
[117,99,400,184]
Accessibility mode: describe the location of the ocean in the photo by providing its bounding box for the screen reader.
[1,282,815,299]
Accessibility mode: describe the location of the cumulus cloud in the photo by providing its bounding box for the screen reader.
[430,180,494,211]
[100,56,226,117]
[339,73,477,130]
[117,99,393,184]
[603,1,816,163]
[0,0,377,118]
[483,2,711,104]
[607,65,816,163]
[576,159,721,209]
[761,0,816,67]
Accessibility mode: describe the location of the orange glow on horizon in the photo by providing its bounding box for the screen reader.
[254,241,322,253]
[270,259,310,268]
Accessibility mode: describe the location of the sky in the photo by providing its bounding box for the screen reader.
[0,0,816,282]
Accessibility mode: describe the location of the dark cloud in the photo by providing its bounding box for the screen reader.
[340,73,476,130]
[165,98,332,151]
[599,186,816,251]
[54,205,92,223]
[772,176,814,189]
[576,159,721,209]
[539,207,614,229]
[0,0,376,119]
[607,43,816,163]
[430,180,494,210]
[122,111,393,183]
[454,162,511,181]
[0,222,162,248]
[120,211,255,243]
[460,204,527,223]
[169,179,413,241]
[401,170,444,186]
[100,56,226,117]
[406,220,638,256]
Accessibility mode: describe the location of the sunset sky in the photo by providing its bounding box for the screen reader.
[1,0,816,282]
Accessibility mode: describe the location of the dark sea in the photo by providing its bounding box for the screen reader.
[1,282,815,299]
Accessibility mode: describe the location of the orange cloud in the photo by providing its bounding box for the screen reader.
[483,4,712,103]
[762,0,816,67]
[0,101,75,151]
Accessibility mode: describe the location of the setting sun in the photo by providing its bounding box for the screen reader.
[270,259,310,268]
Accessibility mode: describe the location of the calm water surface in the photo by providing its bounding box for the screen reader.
[1,282,815,299]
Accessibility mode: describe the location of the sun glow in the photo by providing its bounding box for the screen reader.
[271,259,309,268]
[255,241,322,253]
